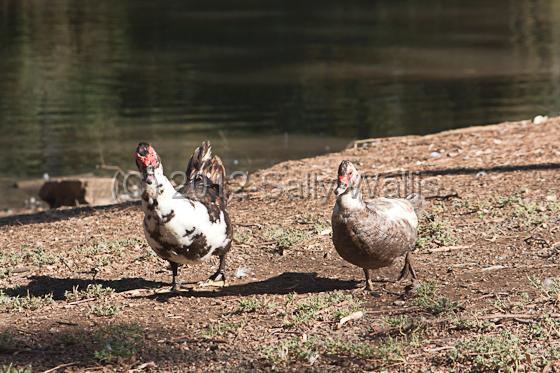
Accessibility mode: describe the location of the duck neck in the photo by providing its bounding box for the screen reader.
[142,167,174,200]
[337,188,364,211]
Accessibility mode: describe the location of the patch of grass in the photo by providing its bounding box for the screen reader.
[496,194,559,226]
[448,331,525,372]
[333,298,363,320]
[451,318,494,332]
[77,238,143,257]
[263,334,418,366]
[202,322,241,339]
[382,315,410,329]
[264,226,311,251]
[417,214,456,248]
[0,252,23,268]
[379,315,417,334]
[376,336,407,364]
[326,337,409,364]
[412,282,460,315]
[529,276,560,304]
[285,292,296,305]
[90,304,121,317]
[93,323,143,363]
[492,293,530,313]
[238,296,263,313]
[325,339,375,359]
[64,284,115,302]
[296,214,328,228]
[22,247,59,266]
[0,290,53,312]
[0,364,32,373]
[283,292,353,327]
[529,314,560,341]
[4,245,60,267]
[234,230,253,245]
[262,337,320,365]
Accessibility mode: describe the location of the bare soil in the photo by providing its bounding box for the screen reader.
[1,117,559,372]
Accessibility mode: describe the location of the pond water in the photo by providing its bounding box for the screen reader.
[2,0,560,209]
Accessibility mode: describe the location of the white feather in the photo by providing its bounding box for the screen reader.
[375,198,418,228]
[142,168,230,264]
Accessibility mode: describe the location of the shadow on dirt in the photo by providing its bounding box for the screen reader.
[2,276,164,300]
[2,272,357,301]
[143,272,359,301]
[0,201,139,228]
[0,321,257,371]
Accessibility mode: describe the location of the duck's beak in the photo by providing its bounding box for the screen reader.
[334,176,348,197]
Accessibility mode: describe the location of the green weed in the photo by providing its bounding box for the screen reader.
[412,282,460,315]
[64,284,115,302]
[448,331,524,372]
[202,322,241,339]
[0,364,32,373]
[283,292,353,327]
[90,304,121,317]
[0,290,53,312]
[93,323,143,363]
[417,214,456,248]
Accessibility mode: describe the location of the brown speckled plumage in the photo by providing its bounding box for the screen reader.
[331,160,423,290]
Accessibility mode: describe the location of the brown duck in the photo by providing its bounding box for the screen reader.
[331,160,423,291]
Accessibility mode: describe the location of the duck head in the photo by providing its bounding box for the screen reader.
[135,143,162,185]
[334,160,361,197]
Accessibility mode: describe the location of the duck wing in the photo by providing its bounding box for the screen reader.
[339,203,415,267]
[365,197,419,229]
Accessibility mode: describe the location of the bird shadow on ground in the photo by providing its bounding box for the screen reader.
[2,272,358,301]
[141,272,360,302]
[0,201,139,228]
[2,276,164,300]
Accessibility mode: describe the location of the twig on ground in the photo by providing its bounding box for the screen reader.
[128,361,157,372]
[337,311,364,329]
[65,297,96,306]
[425,245,471,254]
[41,362,77,373]
[425,192,460,200]
[474,312,560,321]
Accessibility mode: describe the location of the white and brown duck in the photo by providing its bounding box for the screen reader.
[135,141,233,291]
[331,160,423,291]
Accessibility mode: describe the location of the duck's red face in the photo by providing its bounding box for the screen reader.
[334,160,359,197]
[135,143,160,184]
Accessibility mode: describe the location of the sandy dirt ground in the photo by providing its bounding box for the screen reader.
[0,117,559,372]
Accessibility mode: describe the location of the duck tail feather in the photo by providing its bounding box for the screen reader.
[186,141,212,182]
[186,141,226,192]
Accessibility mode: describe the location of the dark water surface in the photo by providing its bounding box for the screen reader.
[2,0,560,208]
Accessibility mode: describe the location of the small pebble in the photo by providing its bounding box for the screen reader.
[234,266,254,278]
[532,115,548,124]
[542,277,556,290]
